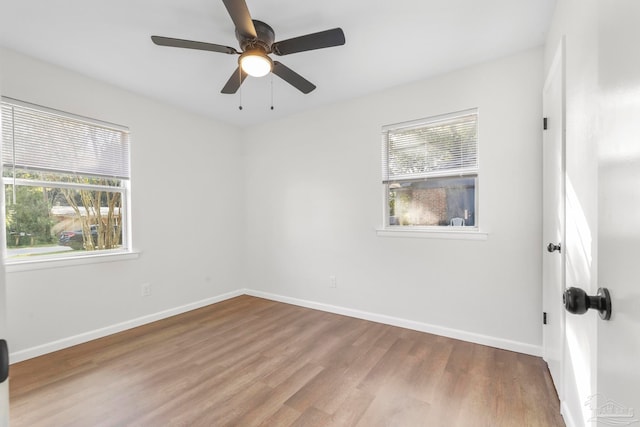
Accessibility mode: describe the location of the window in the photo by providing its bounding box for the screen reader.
[382,109,478,229]
[1,98,131,262]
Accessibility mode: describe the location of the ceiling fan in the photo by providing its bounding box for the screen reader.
[151,0,346,95]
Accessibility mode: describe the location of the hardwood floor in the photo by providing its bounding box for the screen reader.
[10,295,565,426]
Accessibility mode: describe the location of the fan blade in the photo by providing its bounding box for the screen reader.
[222,0,257,39]
[272,28,345,56]
[221,67,249,94]
[151,36,238,54]
[272,62,316,94]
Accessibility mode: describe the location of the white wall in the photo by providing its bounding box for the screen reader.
[243,48,545,354]
[0,47,245,360]
[1,46,547,362]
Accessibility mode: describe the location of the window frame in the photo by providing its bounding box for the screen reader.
[1,97,133,266]
[380,108,484,237]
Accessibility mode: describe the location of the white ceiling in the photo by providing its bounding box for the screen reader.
[0,0,556,127]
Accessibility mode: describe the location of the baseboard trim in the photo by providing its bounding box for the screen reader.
[9,289,244,364]
[10,287,543,363]
[245,289,543,357]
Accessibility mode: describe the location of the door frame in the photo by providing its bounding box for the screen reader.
[0,89,9,426]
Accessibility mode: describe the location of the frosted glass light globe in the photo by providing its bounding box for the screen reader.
[240,52,272,77]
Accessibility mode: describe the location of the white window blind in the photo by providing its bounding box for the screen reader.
[382,110,478,182]
[1,99,130,179]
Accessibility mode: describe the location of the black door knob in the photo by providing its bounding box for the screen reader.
[563,287,612,320]
[547,242,561,253]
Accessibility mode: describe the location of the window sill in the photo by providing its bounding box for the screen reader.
[376,228,488,241]
[5,250,140,273]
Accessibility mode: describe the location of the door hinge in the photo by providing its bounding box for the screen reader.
[543,117,548,130]
[543,312,548,325]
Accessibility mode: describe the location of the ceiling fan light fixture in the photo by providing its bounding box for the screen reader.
[239,50,273,77]
[152,0,346,94]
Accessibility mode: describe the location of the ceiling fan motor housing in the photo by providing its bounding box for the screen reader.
[237,20,275,52]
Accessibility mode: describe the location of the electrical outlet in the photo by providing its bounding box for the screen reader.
[329,276,337,288]
[141,283,151,297]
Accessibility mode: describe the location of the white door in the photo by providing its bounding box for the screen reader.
[542,40,566,401]
[593,0,640,423]
[0,270,8,427]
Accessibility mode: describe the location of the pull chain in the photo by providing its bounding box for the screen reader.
[238,68,243,110]
[270,74,274,110]
[237,72,277,111]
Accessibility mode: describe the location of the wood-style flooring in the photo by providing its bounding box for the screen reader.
[9,295,565,426]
